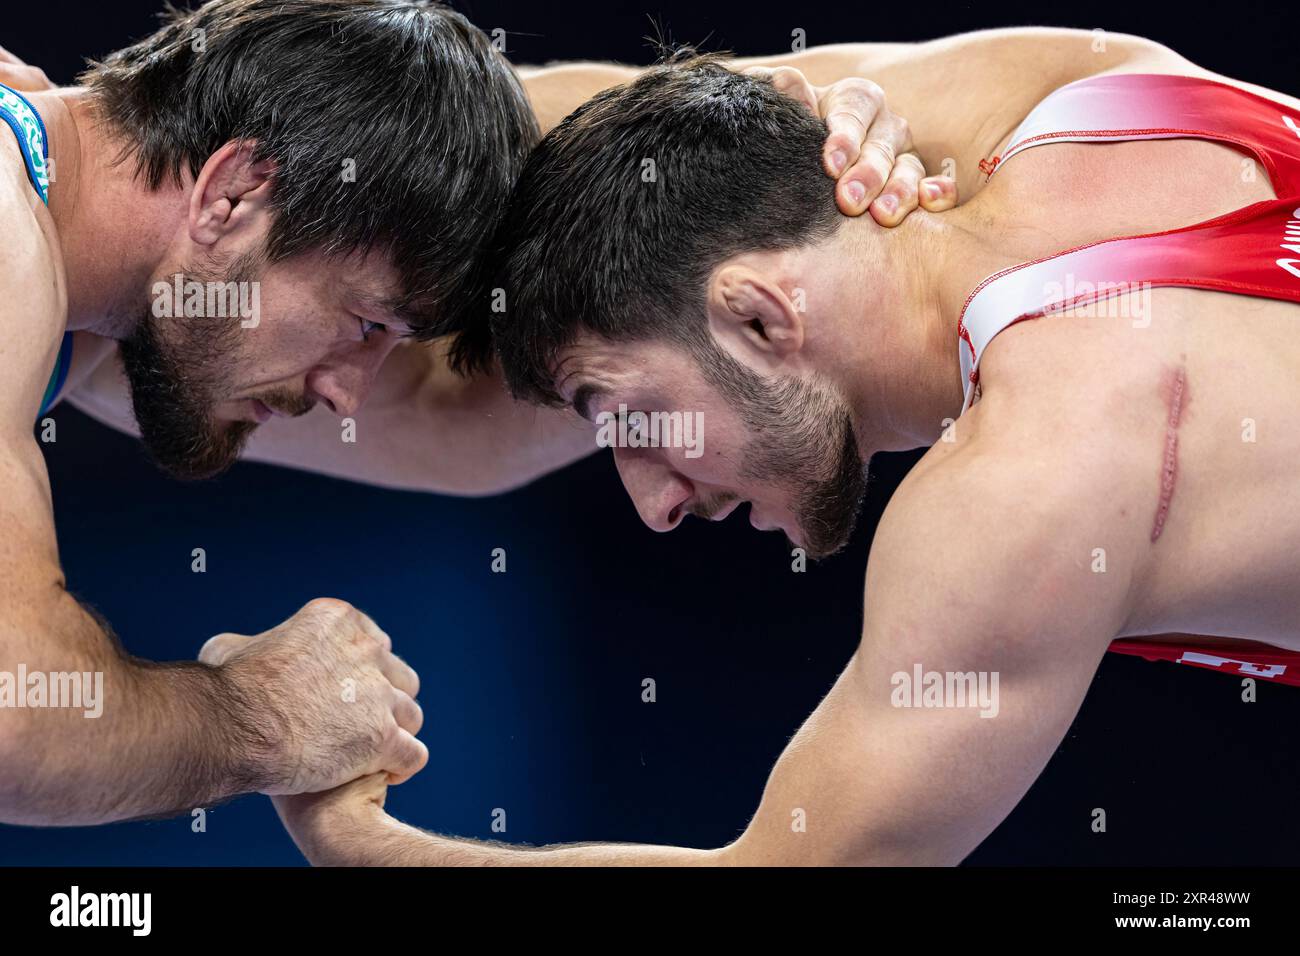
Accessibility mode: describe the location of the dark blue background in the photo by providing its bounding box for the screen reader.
[3,0,1297,865]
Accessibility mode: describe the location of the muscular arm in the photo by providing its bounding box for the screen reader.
[722,451,1131,865]
[275,445,1141,865]
[522,28,1188,194]
[240,343,596,495]
[68,337,596,496]
[0,190,266,826]
[731,28,1189,198]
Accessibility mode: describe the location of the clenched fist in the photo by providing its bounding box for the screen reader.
[200,598,426,795]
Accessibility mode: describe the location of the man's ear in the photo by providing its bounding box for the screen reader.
[706,264,806,364]
[188,140,276,247]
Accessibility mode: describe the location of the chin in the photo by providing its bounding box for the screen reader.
[144,421,256,482]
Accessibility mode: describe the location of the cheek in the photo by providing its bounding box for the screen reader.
[254,270,337,341]
[666,416,743,483]
[239,300,334,376]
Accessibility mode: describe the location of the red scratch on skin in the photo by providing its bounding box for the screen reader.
[1150,366,1187,542]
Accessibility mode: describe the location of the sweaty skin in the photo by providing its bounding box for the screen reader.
[1150,364,1187,542]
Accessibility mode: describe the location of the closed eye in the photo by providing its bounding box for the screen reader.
[358,318,388,343]
[573,384,605,423]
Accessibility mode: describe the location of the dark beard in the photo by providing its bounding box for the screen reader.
[786,414,866,560]
[119,298,252,481]
[696,341,867,560]
[739,380,866,560]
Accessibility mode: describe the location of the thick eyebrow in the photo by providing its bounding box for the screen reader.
[571,383,606,423]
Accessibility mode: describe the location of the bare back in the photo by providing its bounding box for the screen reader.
[942,68,1300,651]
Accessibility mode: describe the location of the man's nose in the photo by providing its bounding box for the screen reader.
[614,447,692,532]
[306,338,398,417]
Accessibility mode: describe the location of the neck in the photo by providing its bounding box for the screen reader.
[28,87,186,337]
[820,205,1006,454]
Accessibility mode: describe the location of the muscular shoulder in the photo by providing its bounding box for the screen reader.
[0,134,60,283]
[863,416,1144,666]
[0,135,67,428]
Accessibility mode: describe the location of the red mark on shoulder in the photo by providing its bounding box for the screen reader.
[1150,365,1188,543]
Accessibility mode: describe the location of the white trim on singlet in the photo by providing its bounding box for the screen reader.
[958,77,1240,409]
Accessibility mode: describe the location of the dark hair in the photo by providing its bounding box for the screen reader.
[461,53,840,403]
[82,0,537,334]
